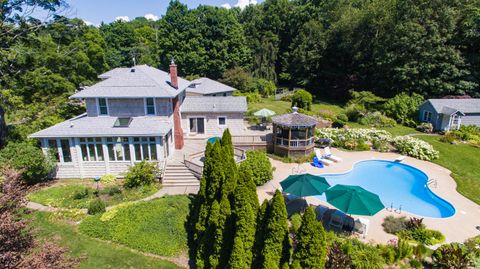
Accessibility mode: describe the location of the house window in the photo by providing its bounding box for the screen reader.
[423,111,432,122]
[47,139,72,163]
[189,118,205,134]
[98,98,108,115]
[79,138,104,162]
[106,137,131,161]
[132,137,157,161]
[218,116,227,127]
[223,93,227,96]
[145,98,155,115]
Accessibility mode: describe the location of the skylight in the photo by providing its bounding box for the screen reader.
[114,117,132,128]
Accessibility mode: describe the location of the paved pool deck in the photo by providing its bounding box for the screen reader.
[256,148,480,244]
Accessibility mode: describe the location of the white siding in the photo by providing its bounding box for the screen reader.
[462,113,480,127]
[182,112,246,137]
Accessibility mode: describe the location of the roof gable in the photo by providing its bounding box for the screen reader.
[187,77,236,95]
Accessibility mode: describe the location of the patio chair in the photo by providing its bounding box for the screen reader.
[314,204,329,221]
[323,147,342,162]
[315,148,334,166]
[311,156,324,168]
[354,218,370,238]
[342,215,355,234]
[327,210,346,232]
[285,198,309,218]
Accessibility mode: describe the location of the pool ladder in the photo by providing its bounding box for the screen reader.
[427,179,438,188]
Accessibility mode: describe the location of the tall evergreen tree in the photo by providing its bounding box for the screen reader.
[259,190,289,269]
[292,207,327,269]
[252,199,269,268]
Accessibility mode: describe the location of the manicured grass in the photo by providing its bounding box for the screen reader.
[249,97,344,115]
[28,182,159,209]
[416,135,480,205]
[79,195,190,257]
[30,211,182,269]
[347,122,420,136]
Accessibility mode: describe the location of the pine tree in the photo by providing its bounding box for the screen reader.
[260,190,289,269]
[292,207,327,269]
[228,167,258,268]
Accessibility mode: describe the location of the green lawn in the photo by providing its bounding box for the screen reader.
[249,97,344,115]
[416,135,480,205]
[79,195,190,257]
[30,211,182,269]
[28,182,159,209]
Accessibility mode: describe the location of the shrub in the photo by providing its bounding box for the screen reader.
[290,213,302,233]
[358,112,396,127]
[372,138,390,152]
[240,151,273,185]
[395,239,413,260]
[280,92,293,102]
[344,104,366,122]
[392,136,439,160]
[347,91,385,111]
[332,113,348,128]
[256,79,276,97]
[221,67,256,92]
[100,174,117,185]
[416,122,433,133]
[351,247,384,269]
[87,199,106,215]
[123,160,158,189]
[0,142,55,185]
[382,216,407,234]
[383,93,424,124]
[72,187,89,200]
[409,259,423,268]
[398,228,445,245]
[432,243,473,269]
[379,245,396,264]
[291,89,312,111]
[104,185,122,196]
[326,242,352,269]
[405,217,425,230]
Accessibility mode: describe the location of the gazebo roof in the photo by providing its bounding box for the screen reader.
[272,109,319,128]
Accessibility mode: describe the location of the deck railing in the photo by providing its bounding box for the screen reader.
[275,137,315,148]
[184,146,247,178]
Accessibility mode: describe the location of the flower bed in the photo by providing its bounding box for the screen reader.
[316,128,439,160]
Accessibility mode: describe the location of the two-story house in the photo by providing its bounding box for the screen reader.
[30,63,247,179]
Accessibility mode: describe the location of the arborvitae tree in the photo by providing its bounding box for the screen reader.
[208,195,232,268]
[197,200,220,269]
[221,129,237,194]
[193,142,214,243]
[292,207,327,269]
[260,190,289,269]
[228,167,259,268]
[252,199,269,268]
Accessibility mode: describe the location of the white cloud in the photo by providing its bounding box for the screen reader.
[234,0,257,9]
[144,13,159,21]
[221,3,232,9]
[115,16,130,22]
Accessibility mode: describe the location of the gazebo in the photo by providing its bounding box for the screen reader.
[271,107,318,157]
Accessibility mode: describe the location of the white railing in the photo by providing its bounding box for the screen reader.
[275,137,314,148]
[184,147,247,177]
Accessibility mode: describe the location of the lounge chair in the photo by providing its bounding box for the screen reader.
[314,205,329,221]
[328,210,346,232]
[311,156,324,168]
[394,156,406,162]
[315,149,334,166]
[285,198,309,218]
[323,147,342,162]
[342,216,355,234]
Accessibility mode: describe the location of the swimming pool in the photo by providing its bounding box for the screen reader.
[316,160,455,218]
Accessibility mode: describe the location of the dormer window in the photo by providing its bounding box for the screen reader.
[98,98,108,115]
[145,98,155,115]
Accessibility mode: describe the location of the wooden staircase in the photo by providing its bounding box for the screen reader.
[162,160,200,187]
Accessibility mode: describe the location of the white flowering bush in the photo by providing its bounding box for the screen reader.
[316,128,439,160]
[392,136,439,160]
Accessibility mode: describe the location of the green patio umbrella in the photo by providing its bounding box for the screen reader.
[280,174,331,197]
[325,184,385,216]
[254,108,276,118]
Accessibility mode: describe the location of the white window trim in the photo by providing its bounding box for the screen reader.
[423,110,432,122]
[97,98,109,116]
[79,138,104,162]
[187,116,206,135]
[46,138,73,164]
[217,115,227,127]
[144,97,156,116]
[106,137,131,162]
[132,137,158,161]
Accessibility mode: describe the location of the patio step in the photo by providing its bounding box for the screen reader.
[162,161,200,187]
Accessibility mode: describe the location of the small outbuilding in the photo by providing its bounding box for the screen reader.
[419,98,480,131]
[271,107,318,157]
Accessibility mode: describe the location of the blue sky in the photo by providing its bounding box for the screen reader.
[61,0,260,25]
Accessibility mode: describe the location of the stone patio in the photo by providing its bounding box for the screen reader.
[257,148,480,245]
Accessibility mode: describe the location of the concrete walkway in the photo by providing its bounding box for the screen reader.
[257,148,480,244]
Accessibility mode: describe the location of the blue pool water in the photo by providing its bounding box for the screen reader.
[317,160,455,218]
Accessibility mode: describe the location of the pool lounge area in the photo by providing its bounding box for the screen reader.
[257,148,480,244]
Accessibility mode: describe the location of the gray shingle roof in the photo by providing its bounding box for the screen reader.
[272,112,319,128]
[428,99,480,114]
[187,78,236,95]
[71,65,190,99]
[181,96,247,113]
[29,114,172,138]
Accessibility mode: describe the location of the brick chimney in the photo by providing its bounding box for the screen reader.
[170,59,178,89]
[169,59,184,149]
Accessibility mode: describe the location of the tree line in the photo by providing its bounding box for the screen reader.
[1,0,479,146]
